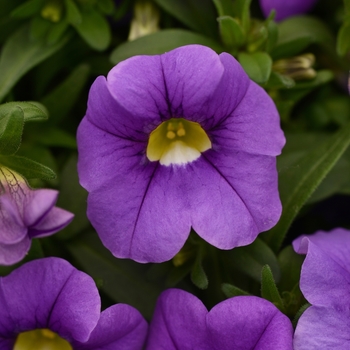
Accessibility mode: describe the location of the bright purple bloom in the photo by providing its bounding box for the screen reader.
[77,44,285,263]
[146,288,293,349]
[0,257,148,349]
[259,0,318,21]
[292,228,350,349]
[0,167,74,265]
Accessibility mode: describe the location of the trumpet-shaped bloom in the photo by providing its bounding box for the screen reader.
[0,167,74,265]
[292,228,350,349]
[146,289,293,349]
[259,0,318,21]
[0,257,148,349]
[77,44,285,263]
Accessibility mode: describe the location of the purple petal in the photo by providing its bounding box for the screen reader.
[159,45,224,122]
[190,151,281,248]
[0,258,100,343]
[294,306,350,349]
[259,0,318,21]
[22,189,58,227]
[0,194,26,244]
[0,236,31,265]
[28,206,74,238]
[87,164,191,263]
[74,304,148,350]
[77,117,147,192]
[146,289,210,350]
[209,81,285,156]
[207,296,293,350]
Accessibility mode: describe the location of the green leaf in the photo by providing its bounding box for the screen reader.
[190,245,208,289]
[345,0,350,13]
[265,71,295,89]
[337,18,350,56]
[40,64,90,125]
[272,16,334,59]
[265,16,278,53]
[47,18,69,44]
[261,265,285,312]
[110,29,224,64]
[11,0,44,18]
[0,101,48,122]
[0,155,56,180]
[212,0,235,16]
[222,238,280,283]
[0,108,24,156]
[263,121,350,252]
[64,0,82,25]
[28,126,77,148]
[153,0,218,39]
[217,16,245,48]
[96,0,115,15]
[68,231,163,319]
[0,24,69,103]
[30,16,51,40]
[73,8,111,51]
[238,52,272,84]
[222,283,250,298]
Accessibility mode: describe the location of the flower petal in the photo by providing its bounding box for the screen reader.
[293,229,350,307]
[77,118,147,192]
[209,81,285,156]
[0,258,100,343]
[74,304,148,350]
[207,296,293,350]
[87,164,191,262]
[294,306,350,350]
[146,289,209,350]
[188,151,281,249]
[0,236,30,265]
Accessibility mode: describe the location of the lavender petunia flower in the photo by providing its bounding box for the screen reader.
[259,0,318,21]
[292,228,350,349]
[77,44,285,263]
[146,288,293,349]
[0,167,74,265]
[0,257,148,349]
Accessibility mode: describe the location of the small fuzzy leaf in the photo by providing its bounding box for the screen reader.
[222,283,250,298]
[0,155,56,180]
[73,9,111,51]
[337,19,350,56]
[238,51,272,84]
[11,0,44,18]
[110,29,224,64]
[64,0,82,25]
[0,101,48,122]
[265,16,278,52]
[218,16,245,48]
[272,16,334,59]
[0,24,69,103]
[263,121,350,252]
[261,265,285,312]
[0,108,24,155]
[191,247,208,290]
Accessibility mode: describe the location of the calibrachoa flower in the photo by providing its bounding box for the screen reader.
[259,0,318,21]
[292,228,350,349]
[146,288,293,349]
[0,257,148,349]
[77,44,285,263]
[0,167,73,265]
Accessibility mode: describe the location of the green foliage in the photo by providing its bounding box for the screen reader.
[337,17,350,56]
[222,283,250,298]
[218,16,245,49]
[238,51,272,83]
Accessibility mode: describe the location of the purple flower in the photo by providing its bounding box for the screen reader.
[146,288,293,349]
[77,44,285,263]
[259,0,318,21]
[0,167,74,265]
[292,228,350,349]
[0,257,148,349]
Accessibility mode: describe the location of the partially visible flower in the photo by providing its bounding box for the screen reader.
[259,0,318,21]
[146,289,293,349]
[77,44,285,263]
[0,167,73,265]
[292,228,350,349]
[273,54,316,80]
[128,1,160,41]
[0,257,148,349]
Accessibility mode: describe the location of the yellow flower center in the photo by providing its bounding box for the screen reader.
[14,329,72,350]
[146,118,211,166]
